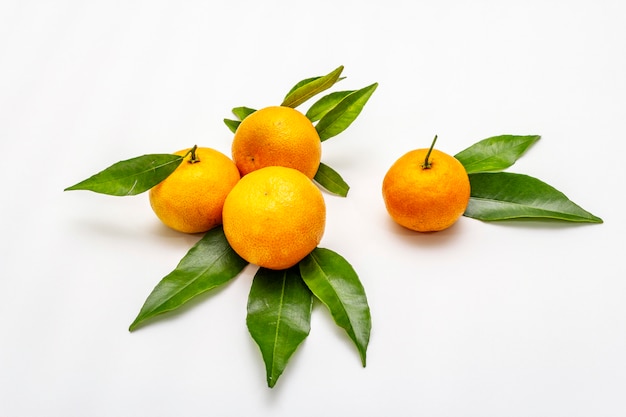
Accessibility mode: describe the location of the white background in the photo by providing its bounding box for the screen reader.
[1,1,625,416]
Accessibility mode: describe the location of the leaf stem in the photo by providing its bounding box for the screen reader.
[185,144,200,164]
[422,135,438,169]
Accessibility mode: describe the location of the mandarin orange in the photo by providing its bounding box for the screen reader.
[149,147,240,233]
[231,106,321,179]
[382,137,470,232]
[222,166,326,270]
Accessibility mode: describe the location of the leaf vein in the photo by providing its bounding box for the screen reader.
[154,243,233,309]
[469,196,581,217]
[90,158,180,186]
[270,272,287,383]
[309,251,356,336]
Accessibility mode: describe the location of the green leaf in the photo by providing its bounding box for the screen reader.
[315,83,378,141]
[64,154,183,196]
[283,76,320,98]
[306,90,355,122]
[247,267,313,388]
[231,106,256,120]
[281,65,345,109]
[464,172,603,223]
[455,135,541,174]
[299,248,371,366]
[129,227,248,331]
[224,118,240,133]
[224,107,257,133]
[313,162,350,197]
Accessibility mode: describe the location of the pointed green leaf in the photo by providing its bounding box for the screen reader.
[247,267,313,388]
[315,83,378,141]
[464,172,603,223]
[129,227,248,331]
[455,135,541,174]
[64,154,183,196]
[224,118,240,133]
[299,248,371,366]
[306,90,355,122]
[225,107,257,133]
[231,106,257,120]
[313,162,350,197]
[283,76,320,97]
[281,65,344,108]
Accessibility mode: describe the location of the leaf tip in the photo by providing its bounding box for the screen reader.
[224,118,239,133]
[64,182,85,192]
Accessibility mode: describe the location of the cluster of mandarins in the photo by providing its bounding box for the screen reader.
[149,106,470,271]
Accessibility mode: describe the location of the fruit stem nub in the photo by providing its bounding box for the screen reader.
[186,144,200,164]
[422,135,438,169]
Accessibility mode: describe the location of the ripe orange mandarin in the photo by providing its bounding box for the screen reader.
[222,166,326,270]
[149,147,240,234]
[382,137,471,232]
[231,106,321,179]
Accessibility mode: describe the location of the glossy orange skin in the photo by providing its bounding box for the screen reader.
[232,106,321,179]
[222,166,326,270]
[382,148,470,232]
[149,147,240,233]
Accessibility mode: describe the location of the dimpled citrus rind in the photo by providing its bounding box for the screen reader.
[382,148,470,232]
[149,147,240,234]
[231,106,321,179]
[222,166,326,270]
